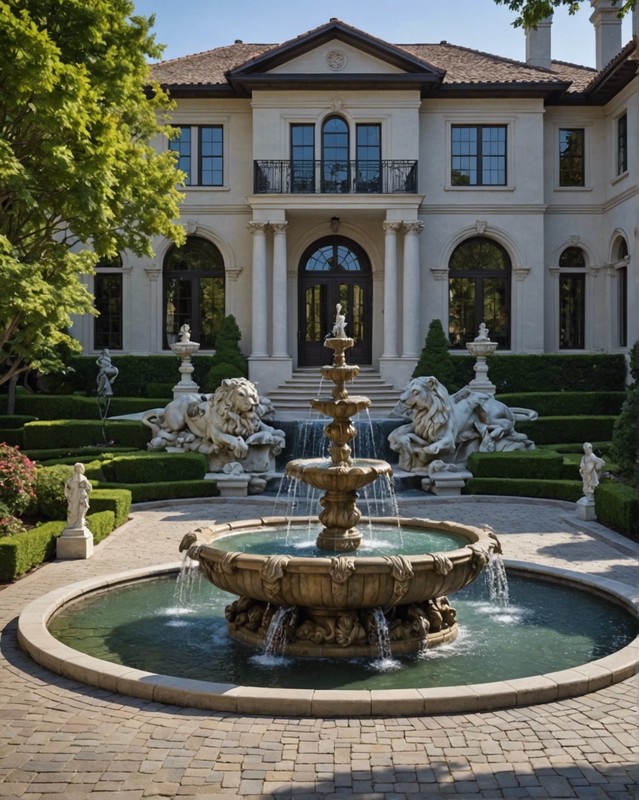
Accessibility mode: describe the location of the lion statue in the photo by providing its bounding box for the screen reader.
[142,378,285,471]
[388,376,536,472]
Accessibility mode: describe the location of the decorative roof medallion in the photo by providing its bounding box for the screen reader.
[327,49,347,71]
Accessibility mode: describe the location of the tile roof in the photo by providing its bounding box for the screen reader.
[148,35,608,96]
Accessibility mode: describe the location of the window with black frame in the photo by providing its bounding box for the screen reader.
[448,237,511,348]
[163,236,225,349]
[558,246,586,350]
[94,256,123,351]
[451,125,506,186]
[617,113,628,176]
[559,128,585,187]
[617,239,628,348]
[291,124,315,193]
[322,116,350,193]
[169,125,223,186]
[356,124,381,192]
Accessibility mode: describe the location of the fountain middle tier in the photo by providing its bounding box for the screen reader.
[185,517,501,657]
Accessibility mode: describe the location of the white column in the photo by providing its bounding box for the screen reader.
[271,221,289,357]
[144,266,162,352]
[382,221,401,358]
[248,221,269,357]
[402,221,423,357]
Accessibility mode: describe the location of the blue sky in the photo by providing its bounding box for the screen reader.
[133,0,633,67]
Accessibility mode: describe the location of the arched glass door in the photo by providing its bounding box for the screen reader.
[298,236,372,366]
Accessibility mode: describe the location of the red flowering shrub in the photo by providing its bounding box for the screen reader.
[0,502,24,537]
[0,443,37,516]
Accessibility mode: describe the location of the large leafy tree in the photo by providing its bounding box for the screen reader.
[494,0,635,27]
[0,0,184,391]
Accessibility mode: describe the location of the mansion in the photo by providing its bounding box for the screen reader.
[76,2,639,393]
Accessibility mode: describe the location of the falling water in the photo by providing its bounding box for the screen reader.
[174,552,201,608]
[254,606,295,666]
[483,553,510,608]
[370,609,401,670]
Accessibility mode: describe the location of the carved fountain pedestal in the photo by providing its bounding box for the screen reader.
[185,315,501,657]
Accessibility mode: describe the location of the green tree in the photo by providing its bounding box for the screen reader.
[203,315,248,392]
[412,318,456,388]
[0,0,185,392]
[494,0,635,28]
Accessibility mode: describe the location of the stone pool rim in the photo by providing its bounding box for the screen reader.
[17,560,638,718]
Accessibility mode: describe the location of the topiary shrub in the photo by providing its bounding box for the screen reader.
[517,416,618,445]
[203,315,247,391]
[35,464,74,520]
[89,488,131,527]
[413,319,456,388]
[611,381,639,484]
[466,450,565,479]
[466,477,583,502]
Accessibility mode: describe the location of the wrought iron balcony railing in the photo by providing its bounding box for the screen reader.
[253,160,418,195]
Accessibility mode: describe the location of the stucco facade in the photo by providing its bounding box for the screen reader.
[76,9,638,394]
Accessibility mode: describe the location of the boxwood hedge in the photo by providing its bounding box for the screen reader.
[595,482,638,538]
[466,450,565,479]
[517,416,617,445]
[465,477,583,502]
[23,420,149,450]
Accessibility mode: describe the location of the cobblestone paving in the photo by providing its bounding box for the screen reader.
[1,497,637,799]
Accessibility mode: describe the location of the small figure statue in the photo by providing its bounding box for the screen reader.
[96,349,119,397]
[64,463,92,529]
[475,322,490,342]
[179,323,191,342]
[331,303,347,338]
[579,442,605,498]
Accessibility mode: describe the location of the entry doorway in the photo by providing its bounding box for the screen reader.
[298,236,372,366]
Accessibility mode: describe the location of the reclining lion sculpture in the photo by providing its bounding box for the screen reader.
[389,376,537,472]
[142,377,285,472]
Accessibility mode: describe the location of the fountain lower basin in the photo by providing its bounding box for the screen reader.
[186,516,500,657]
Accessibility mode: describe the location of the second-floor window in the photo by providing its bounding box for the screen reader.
[451,125,507,186]
[291,124,315,193]
[617,113,627,176]
[170,125,223,186]
[559,128,584,187]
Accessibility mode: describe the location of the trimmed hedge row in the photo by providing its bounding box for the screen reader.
[23,420,150,450]
[42,354,217,397]
[0,499,127,582]
[450,353,626,393]
[98,452,208,484]
[101,480,219,503]
[89,488,132,527]
[466,477,583,502]
[497,392,625,417]
[517,416,617,445]
[466,450,565,479]
[595,482,638,538]
[0,428,23,447]
[27,446,137,463]
[0,393,168,420]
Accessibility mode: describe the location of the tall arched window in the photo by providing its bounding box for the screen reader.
[94,255,123,350]
[616,238,628,348]
[448,237,511,348]
[163,236,225,349]
[322,116,349,193]
[558,246,586,350]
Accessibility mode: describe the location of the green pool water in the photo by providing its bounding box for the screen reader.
[49,571,636,691]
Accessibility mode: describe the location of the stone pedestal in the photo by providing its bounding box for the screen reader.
[422,470,473,496]
[207,474,251,497]
[170,340,201,398]
[56,526,93,560]
[576,495,597,521]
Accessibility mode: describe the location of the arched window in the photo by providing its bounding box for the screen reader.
[94,255,123,350]
[322,116,349,193]
[448,237,511,348]
[163,236,225,349]
[616,238,628,348]
[558,246,586,349]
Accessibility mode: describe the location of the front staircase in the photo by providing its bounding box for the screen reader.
[267,367,401,420]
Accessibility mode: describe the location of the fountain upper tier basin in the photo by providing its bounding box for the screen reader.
[285,457,393,492]
[187,517,499,613]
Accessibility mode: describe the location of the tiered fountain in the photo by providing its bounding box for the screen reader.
[185,308,501,657]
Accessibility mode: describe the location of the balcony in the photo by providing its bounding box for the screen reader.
[253,160,418,195]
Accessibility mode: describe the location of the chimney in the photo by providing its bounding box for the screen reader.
[633,3,639,39]
[590,0,622,70]
[525,15,553,69]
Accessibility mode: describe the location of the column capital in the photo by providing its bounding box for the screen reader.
[271,221,289,235]
[226,267,243,282]
[403,221,424,235]
[513,265,531,281]
[144,267,162,282]
[430,267,448,282]
[383,221,403,234]
[248,221,269,235]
